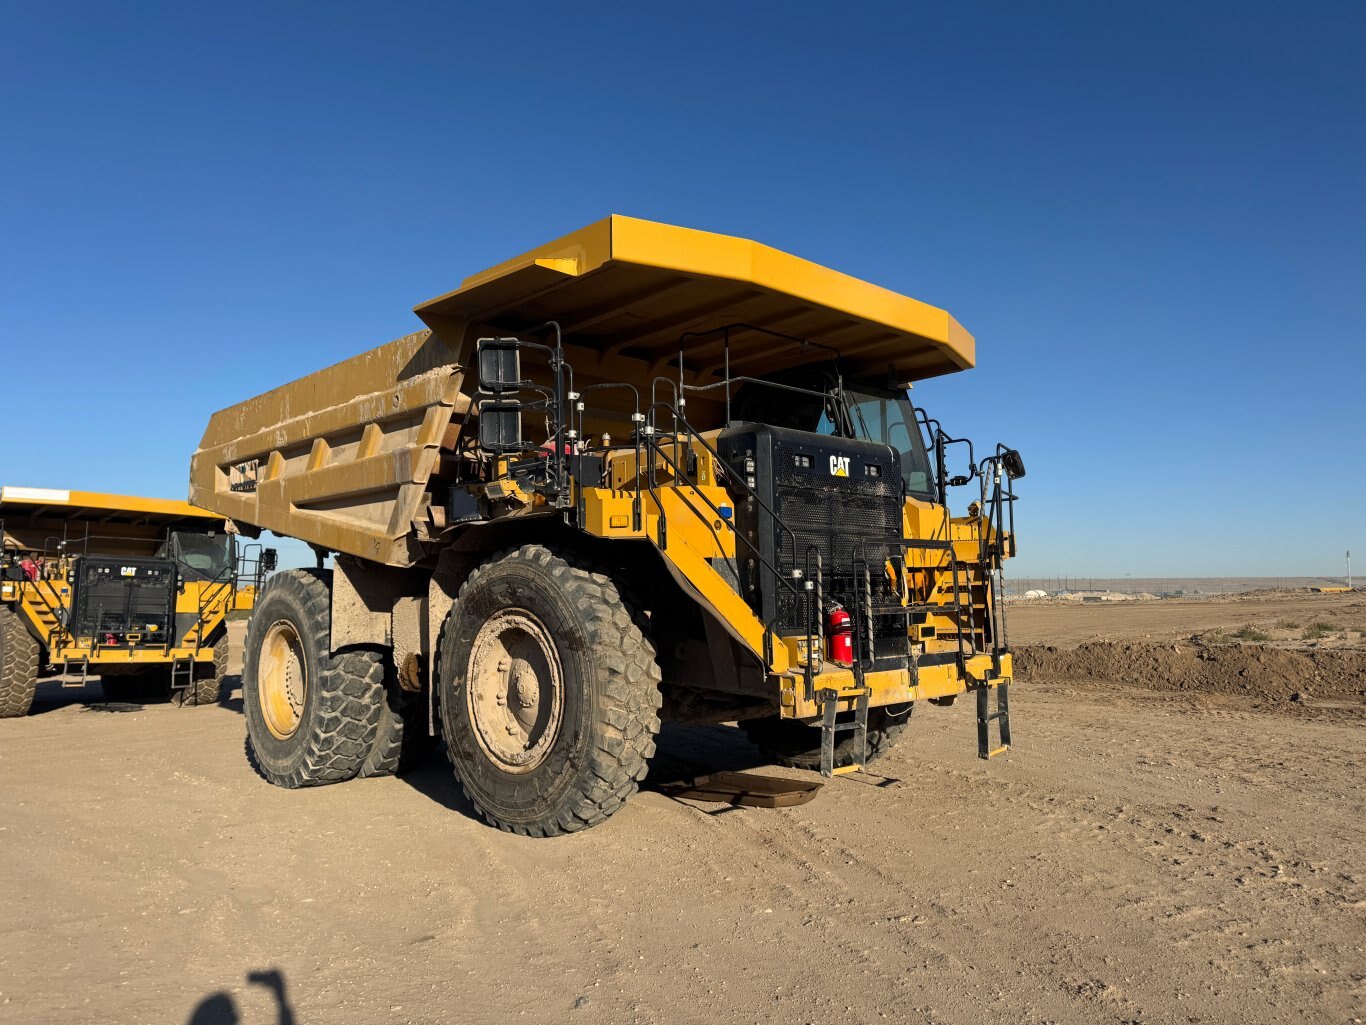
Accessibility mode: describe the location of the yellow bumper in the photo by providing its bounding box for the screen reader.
[778,652,1012,720]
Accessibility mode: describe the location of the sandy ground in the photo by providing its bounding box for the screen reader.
[1,598,1363,1025]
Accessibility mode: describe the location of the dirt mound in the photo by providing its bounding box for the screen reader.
[1015,641,1366,704]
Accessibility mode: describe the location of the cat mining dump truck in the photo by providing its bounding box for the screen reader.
[190,215,1025,836]
[0,487,270,716]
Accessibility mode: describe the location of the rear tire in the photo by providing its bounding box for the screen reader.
[0,607,39,718]
[243,569,384,788]
[359,676,436,778]
[438,545,663,836]
[172,635,229,707]
[740,703,914,771]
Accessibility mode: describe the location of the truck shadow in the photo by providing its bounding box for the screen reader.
[397,722,771,822]
[24,674,246,717]
[645,723,773,786]
[398,756,480,817]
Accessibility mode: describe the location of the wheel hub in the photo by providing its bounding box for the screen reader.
[467,611,563,773]
[259,620,306,740]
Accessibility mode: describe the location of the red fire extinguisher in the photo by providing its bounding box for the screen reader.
[828,604,853,664]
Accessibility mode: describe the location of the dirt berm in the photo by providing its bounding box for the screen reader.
[1016,640,1366,704]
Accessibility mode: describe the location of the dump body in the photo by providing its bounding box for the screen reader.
[0,487,257,674]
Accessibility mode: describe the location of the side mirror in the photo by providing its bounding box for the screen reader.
[262,548,278,572]
[477,401,532,454]
[1002,448,1027,480]
[477,337,529,394]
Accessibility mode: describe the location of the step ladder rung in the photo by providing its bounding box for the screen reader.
[818,681,871,779]
[976,680,1012,760]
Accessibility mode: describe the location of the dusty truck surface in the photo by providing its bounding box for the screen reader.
[0,487,269,716]
[190,215,1025,835]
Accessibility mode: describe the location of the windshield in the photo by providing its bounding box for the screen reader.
[728,373,937,500]
[163,530,233,582]
[817,388,935,500]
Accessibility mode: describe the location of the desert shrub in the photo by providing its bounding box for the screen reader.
[1301,622,1335,640]
[1233,624,1270,642]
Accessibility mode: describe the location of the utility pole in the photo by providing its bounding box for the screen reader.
[1348,549,1353,589]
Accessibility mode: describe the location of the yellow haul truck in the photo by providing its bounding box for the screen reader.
[0,487,269,716]
[190,216,1025,836]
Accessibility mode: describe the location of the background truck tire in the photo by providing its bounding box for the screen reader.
[359,677,436,778]
[438,545,663,836]
[739,703,914,771]
[243,569,384,788]
[172,634,230,707]
[0,607,40,718]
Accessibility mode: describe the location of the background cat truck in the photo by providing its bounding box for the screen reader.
[0,487,270,716]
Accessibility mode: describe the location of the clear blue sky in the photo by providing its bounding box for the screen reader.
[2,3,1362,578]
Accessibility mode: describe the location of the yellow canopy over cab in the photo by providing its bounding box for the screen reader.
[0,487,220,527]
[416,215,975,385]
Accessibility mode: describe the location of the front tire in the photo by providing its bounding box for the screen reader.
[438,545,663,836]
[0,607,39,718]
[243,569,384,788]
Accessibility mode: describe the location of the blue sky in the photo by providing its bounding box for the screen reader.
[1,2,1361,577]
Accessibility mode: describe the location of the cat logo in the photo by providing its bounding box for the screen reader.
[829,455,850,478]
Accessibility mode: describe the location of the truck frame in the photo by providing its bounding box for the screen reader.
[0,487,268,715]
[189,216,1024,835]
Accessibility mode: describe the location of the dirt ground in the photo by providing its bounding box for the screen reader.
[1,596,1363,1025]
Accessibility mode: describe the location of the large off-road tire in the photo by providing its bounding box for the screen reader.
[359,676,437,778]
[740,702,914,772]
[438,545,663,836]
[172,634,230,707]
[0,607,40,718]
[242,569,384,788]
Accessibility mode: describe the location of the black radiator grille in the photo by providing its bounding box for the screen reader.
[770,443,904,632]
[775,468,901,569]
[71,557,176,643]
[718,423,908,641]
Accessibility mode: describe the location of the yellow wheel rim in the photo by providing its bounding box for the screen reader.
[258,620,306,740]
[466,611,564,773]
